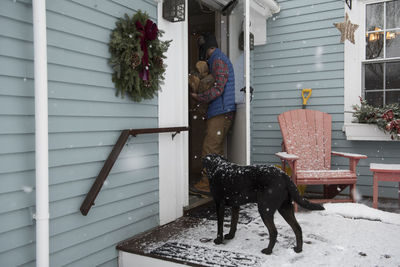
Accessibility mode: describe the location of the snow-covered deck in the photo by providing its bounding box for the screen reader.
[117,198,400,267]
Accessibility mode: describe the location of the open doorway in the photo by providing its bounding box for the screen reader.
[187,0,220,206]
[158,0,258,223]
[187,0,243,208]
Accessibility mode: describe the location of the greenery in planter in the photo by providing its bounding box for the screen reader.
[108,11,171,102]
[352,97,400,140]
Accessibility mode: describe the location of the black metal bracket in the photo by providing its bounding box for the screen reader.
[240,86,254,102]
[172,131,181,140]
[346,0,352,10]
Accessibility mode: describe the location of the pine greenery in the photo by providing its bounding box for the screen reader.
[352,97,400,140]
[108,11,171,102]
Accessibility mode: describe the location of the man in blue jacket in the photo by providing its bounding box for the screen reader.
[191,34,236,195]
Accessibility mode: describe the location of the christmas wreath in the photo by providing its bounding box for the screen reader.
[108,11,171,102]
[352,97,400,140]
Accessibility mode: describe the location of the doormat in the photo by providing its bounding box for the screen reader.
[150,241,263,267]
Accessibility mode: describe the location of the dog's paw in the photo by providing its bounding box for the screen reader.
[214,237,223,244]
[224,233,235,240]
[261,248,273,255]
[293,246,302,253]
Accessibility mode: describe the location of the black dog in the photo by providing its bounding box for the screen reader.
[202,154,324,255]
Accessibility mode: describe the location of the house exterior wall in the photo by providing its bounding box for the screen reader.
[251,0,400,199]
[0,0,160,266]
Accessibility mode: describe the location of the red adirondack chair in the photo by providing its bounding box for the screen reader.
[276,109,367,206]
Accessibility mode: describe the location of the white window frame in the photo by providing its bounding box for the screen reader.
[343,0,396,141]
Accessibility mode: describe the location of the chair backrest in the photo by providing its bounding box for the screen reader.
[278,109,332,171]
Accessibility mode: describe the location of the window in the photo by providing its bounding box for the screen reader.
[363,1,400,107]
[343,0,399,140]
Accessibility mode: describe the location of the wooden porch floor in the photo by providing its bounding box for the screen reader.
[117,199,265,267]
[116,196,400,267]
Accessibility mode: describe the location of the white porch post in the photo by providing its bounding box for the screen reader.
[245,0,251,165]
[32,0,49,266]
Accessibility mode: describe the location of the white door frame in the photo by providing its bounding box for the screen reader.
[244,0,251,165]
[227,0,251,166]
[157,0,189,225]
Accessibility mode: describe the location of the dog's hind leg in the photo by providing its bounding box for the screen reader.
[257,201,278,255]
[214,202,225,244]
[259,213,277,255]
[224,205,239,240]
[278,201,303,253]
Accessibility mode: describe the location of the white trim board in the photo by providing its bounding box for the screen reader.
[344,0,365,125]
[343,123,394,141]
[119,251,187,267]
[157,1,189,225]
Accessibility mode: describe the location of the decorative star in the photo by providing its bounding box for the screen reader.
[334,13,359,44]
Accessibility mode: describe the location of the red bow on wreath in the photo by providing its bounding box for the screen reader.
[135,19,158,81]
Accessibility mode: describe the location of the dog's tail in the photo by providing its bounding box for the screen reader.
[285,174,325,211]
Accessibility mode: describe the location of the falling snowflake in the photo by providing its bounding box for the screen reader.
[315,46,324,57]
[315,62,323,70]
[22,186,33,193]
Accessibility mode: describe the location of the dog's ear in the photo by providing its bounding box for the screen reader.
[203,154,225,179]
[203,154,215,170]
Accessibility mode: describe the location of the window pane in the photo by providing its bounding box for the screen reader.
[366,32,384,59]
[386,30,400,58]
[364,63,383,90]
[386,1,400,29]
[386,91,400,105]
[386,62,400,89]
[366,3,384,31]
[365,91,383,107]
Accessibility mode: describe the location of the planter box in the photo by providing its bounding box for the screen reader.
[343,123,395,141]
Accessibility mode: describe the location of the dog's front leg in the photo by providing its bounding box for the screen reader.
[214,202,225,244]
[224,205,239,240]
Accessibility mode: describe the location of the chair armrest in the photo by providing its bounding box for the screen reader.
[331,151,367,159]
[275,152,299,161]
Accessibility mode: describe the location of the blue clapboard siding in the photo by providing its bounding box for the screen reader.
[0,0,160,266]
[251,0,400,199]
